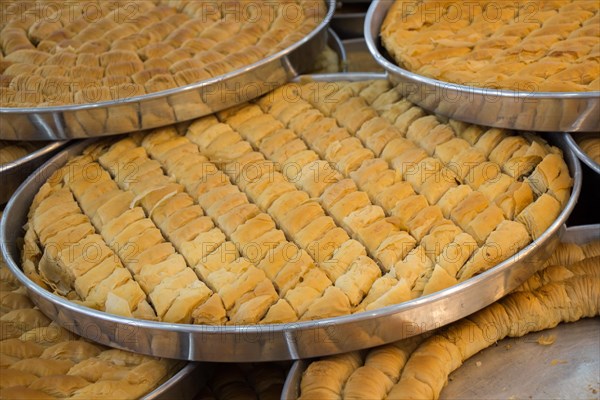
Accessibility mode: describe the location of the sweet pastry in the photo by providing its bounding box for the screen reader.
[299,237,600,399]
[0,0,327,108]
[0,141,41,164]
[575,132,600,165]
[20,79,572,327]
[0,241,180,399]
[381,1,600,92]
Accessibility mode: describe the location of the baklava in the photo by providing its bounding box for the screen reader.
[381,0,600,92]
[299,238,600,399]
[22,79,573,326]
[0,0,326,108]
[0,225,180,400]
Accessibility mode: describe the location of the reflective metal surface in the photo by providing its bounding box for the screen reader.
[564,134,600,175]
[0,101,582,364]
[282,225,599,400]
[144,363,206,400]
[0,1,335,141]
[0,141,68,204]
[326,29,348,73]
[365,0,600,133]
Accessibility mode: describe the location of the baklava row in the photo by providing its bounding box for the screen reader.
[23,79,572,326]
[0,234,180,399]
[0,0,325,107]
[298,239,600,399]
[0,140,38,165]
[381,0,600,92]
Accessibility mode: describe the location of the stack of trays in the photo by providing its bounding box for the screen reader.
[0,1,598,399]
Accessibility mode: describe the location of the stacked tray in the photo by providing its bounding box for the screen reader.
[1,75,582,364]
[0,141,68,204]
[283,224,600,399]
[0,0,335,140]
[0,232,206,399]
[364,1,600,132]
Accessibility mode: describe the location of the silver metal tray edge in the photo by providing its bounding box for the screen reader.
[144,363,206,400]
[1,141,69,204]
[364,0,600,132]
[0,101,582,363]
[282,224,600,400]
[564,133,600,174]
[0,0,335,141]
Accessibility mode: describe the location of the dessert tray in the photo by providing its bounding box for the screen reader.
[564,133,600,174]
[0,0,334,140]
[282,224,600,399]
[0,141,67,204]
[365,0,600,132]
[0,234,205,400]
[1,74,581,362]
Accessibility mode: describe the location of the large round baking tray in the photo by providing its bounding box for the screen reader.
[0,0,335,141]
[0,79,582,363]
[364,1,600,133]
[0,141,68,204]
[327,29,348,73]
[282,225,600,400]
[564,134,600,175]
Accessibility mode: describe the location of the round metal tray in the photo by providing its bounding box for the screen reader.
[282,225,600,400]
[0,141,68,205]
[326,29,348,73]
[0,89,582,363]
[0,0,335,141]
[364,1,600,133]
[564,134,600,175]
[144,363,206,400]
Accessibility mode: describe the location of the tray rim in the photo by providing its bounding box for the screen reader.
[564,133,600,174]
[282,224,600,400]
[0,79,583,362]
[0,1,336,115]
[364,0,600,132]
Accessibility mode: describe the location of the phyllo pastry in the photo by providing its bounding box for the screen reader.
[21,79,573,328]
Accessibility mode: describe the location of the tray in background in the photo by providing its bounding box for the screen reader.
[364,1,600,132]
[0,0,335,141]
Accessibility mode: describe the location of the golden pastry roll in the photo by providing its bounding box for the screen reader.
[245,174,289,207]
[350,159,389,190]
[231,213,276,247]
[273,101,314,127]
[386,105,422,135]
[195,177,238,206]
[516,193,561,239]
[371,88,403,111]
[465,204,506,246]
[374,180,415,212]
[257,243,298,282]
[288,110,327,140]
[299,352,362,400]
[319,240,366,282]
[135,254,187,294]
[285,268,331,316]
[260,299,298,324]
[303,121,345,150]
[477,173,514,202]
[320,179,358,210]
[343,205,386,237]
[193,240,238,281]
[421,264,458,295]
[458,220,531,281]
[365,278,411,311]
[360,168,400,200]
[390,194,429,228]
[236,113,285,148]
[326,137,364,165]
[272,249,313,296]
[205,258,252,293]
[449,147,487,180]
[248,229,287,264]
[404,115,439,143]
[375,231,417,268]
[329,191,371,222]
[259,129,297,158]
[91,191,135,230]
[215,201,258,235]
[208,192,250,219]
[434,138,471,164]
[280,201,325,237]
[450,191,490,231]
[334,255,381,306]
[393,246,434,290]
[271,139,310,166]
[356,116,391,142]
[407,203,445,242]
[228,285,279,325]
[342,365,393,400]
[218,266,270,310]
[301,286,351,320]
[356,273,397,312]
[0,368,38,390]
[308,226,347,264]
[0,338,44,360]
[332,97,378,135]
[295,216,336,250]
